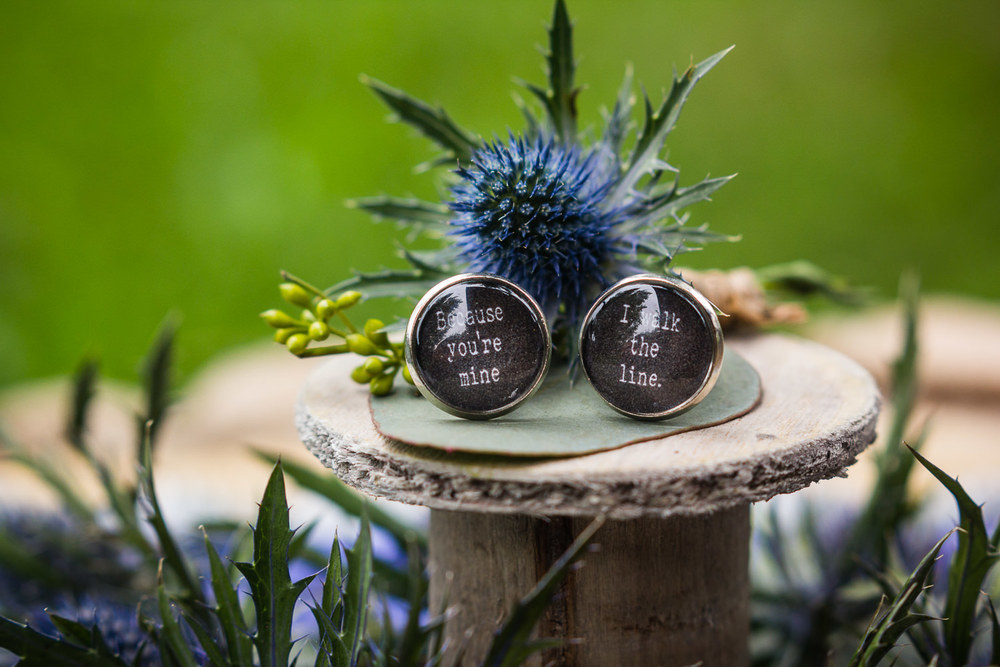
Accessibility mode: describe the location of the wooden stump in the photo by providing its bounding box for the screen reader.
[296,334,880,666]
[430,508,749,666]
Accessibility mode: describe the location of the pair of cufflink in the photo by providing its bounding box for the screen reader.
[404,273,724,421]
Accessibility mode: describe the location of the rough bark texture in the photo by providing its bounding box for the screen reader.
[296,334,880,519]
[429,507,750,666]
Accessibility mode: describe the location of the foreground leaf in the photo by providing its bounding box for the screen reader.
[235,461,316,667]
[482,516,605,667]
[202,529,254,667]
[0,616,126,667]
[256,451,425,552]
[343,514,373,666]
[848,530,950,667]
[910,446,1000,665]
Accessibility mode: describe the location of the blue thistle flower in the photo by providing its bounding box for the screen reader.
[342,1,737,361]
[449,135,627,325]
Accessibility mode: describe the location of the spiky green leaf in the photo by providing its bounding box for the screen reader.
[910,446,1000,665]
[179,613,229,667]
[603,64,634,158]
[347,196,450,232]
[609,46,733,204]
[848,530,950,667]
[202,529,254,667]
[343,514,373,666]
[157,577,199,667]
[325,268,449,302]
[482,516,605,667]
[0,616,126,667]
[235,461,317,667]
[138,434,204,612]
[541,0,577,143]
[362,76,478,162]
[254,451,426,553]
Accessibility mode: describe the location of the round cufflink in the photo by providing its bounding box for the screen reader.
[404,274,551,420]
[579,274,724,420]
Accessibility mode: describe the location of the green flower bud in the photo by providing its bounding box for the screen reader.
[274,327,298,344]
[286,333,310,355]
[363,318,390,347]
[350,365,372,384]
[362,357,384,375]
[260,309,299,329]
[316,299,337,320]
[335,290,362,309]
[308,321,330,341]
[302,309,317,323]
[370,374,394,396]
[346,333,378,356]
[402,363,413,385]
[280,283,313,309]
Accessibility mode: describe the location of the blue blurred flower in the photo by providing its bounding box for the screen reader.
[26,597,162,666]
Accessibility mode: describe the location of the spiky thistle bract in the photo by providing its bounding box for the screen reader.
[340,0,738,363]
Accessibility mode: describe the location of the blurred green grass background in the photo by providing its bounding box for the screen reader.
[1,1,998,388]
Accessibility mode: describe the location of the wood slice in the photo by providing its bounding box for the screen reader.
[296,334,880,519]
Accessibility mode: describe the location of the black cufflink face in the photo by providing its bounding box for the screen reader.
[579,274,724,420]
[404,274,551,420]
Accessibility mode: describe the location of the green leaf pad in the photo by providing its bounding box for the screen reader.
[371,348,760,457]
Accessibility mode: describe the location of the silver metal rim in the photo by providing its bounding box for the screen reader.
[404,273,552,420]
[578,273,725,421]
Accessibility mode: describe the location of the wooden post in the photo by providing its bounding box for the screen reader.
[296,334,880,665]
[430,506,749,666]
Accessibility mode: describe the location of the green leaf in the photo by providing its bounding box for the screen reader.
[371,350,759,457]
[138,433,205,612]
[342,514,373,666]
[346,196,450,233]
[840,274,922,575]
[157,574,199,667]
[622,174,735,232]
[910,446,1000,665]
[756,260,864,306]
[609,46,733,205]
[203,529,254,667]
[362,75,478,162]
[0,616,126,667]
[397,245,461,276]
[482,516,605,667]
[178,612,229,667]
[0,426,92,521]
[985,596,1000,666]
[532,0,577,143]
[66,357,99,453]
[139,318,177,450]
[603,64,634,159]
[253,451,426,553]
[325,268,449,302]
[235,461,316,667]
[45,615,98,650]
[848,530,950,667]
